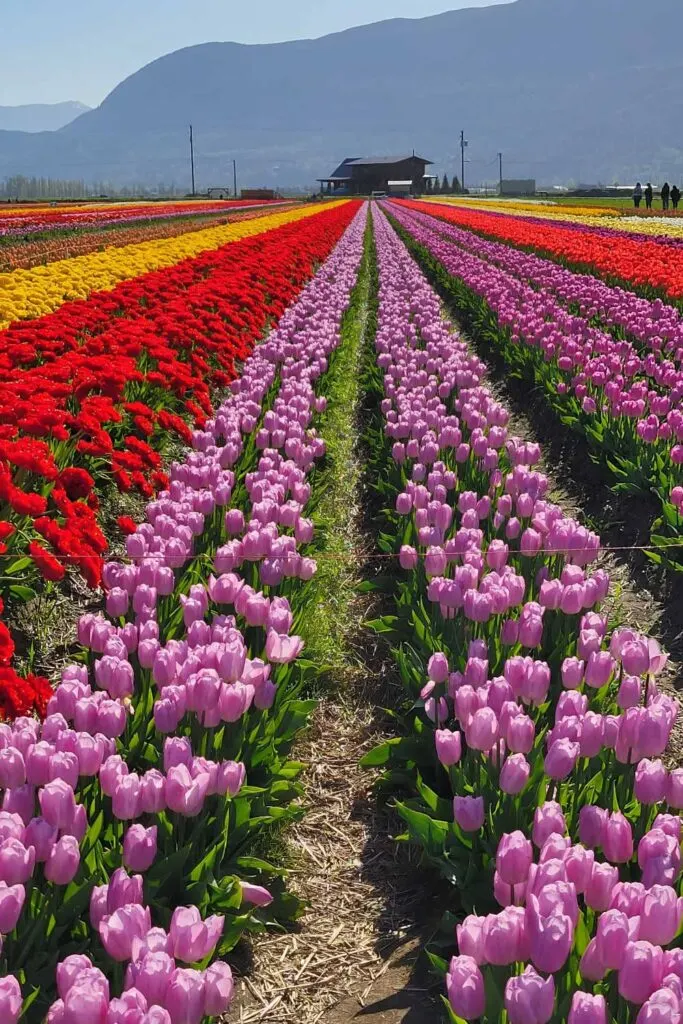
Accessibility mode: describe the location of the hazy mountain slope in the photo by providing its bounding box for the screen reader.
[0,101,90,133]
[1,0,681,187]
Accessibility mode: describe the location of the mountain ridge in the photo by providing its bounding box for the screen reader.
[1,0,681,188]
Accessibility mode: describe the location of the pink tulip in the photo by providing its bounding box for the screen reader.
[170,906,224,963]
[62,968,110,1024]
[506,713,535,754]
[99,903,152,962]
[618,675,642,709]
[527,903,573,974]
[129,951,175,1007]
[568,992,607,1024]
[619,941,665,1005]
[123,825,158,873]
[456,914,487,964]
[636,989,681,1024]
[639,885,683,946]
[667,769,683,809]
[427,653,449,683]
[453,796,485,832]
[203,961,235,1016]
[435,729,462,766]
[532,802,566,848]
[265,630,304,663]
[165,765,209,817]
[0,975,22,1024]
[111,773,141,820]
[500,753,530,794]
[0,881,25,933]
[585,862,619,911]
[544,739,579,780]
[610,881,646,917]
[596,909,632,970]
[496,831,533,886]
[635,759,669,805]
[580,938,607,982]
[239,882,273,907]
[564,844,594,893]
[505,965,555,1024]
[165,968,205,1024]
[579,805,607,849]
[39,778,76,831]
[0,837,35,885]
[561,657,585,690]
[45,835,80,885]
[446,955,485,1021]
[484,907,528,965]
[467,708,498,751]
[602,811,634,864]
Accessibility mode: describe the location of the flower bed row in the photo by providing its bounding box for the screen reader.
[0,201,359,721]
[0,202,333,332]
[0,202,369,1022]
[386,201,683,569]
[0,205,297,273]
[0,200,279,237]
[411,199,683,299]
[363,205,682,1022]
[430,198,683,240]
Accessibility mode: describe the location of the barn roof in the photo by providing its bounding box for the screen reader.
[348,155,433,166]
[328,157,361,179]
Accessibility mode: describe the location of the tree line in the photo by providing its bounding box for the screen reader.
[0,176,188,200]
[425,174,464,195]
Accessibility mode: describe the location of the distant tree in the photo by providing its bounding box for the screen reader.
[441,174,450,194]
[452,175,462,194]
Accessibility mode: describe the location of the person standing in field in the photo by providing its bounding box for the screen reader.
[672,184,681,211]
[645,183,654,209]
[661,182,671,210]
[633,182,643,208]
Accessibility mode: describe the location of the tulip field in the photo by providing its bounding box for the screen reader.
[1,192,683,1023]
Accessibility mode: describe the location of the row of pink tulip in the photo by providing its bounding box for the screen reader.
[367,204,681,1021]
[0,204,368,1022]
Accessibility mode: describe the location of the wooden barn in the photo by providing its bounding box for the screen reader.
[318,154,433,196]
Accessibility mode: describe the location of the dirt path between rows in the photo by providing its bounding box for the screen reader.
[232,678,441,1024]
[229,222,442,1024]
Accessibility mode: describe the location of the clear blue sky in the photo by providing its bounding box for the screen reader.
[0,0,510,107]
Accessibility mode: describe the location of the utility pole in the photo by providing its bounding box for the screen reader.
[498,152,503,194]
[233,159,237,199]
[189,125,196,196]
[460,130,468,192]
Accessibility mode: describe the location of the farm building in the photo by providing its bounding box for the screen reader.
[318,155,433,196]
[500,178,536,196]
